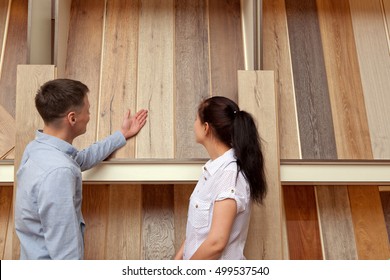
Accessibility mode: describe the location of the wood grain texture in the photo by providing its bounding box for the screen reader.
[65,0,105,150]
[285,0,337,160]
[98,0,139,159]
[283,186,323,260]
[262,0,300,160]
[380,191,390,245]
[173,184,194,253]
[136,0,174,158]
[0,104,14,159]
[316,0,372,160]
[315,186,358,259]
[0,0,27,118]
[175,0,209,159]
[0,0,9,66]
[141,185,175,260]
[348,186,390,259]
[208,0,244,102]
[238,71,283,259]
[382,0,390,54]
[82,184,110,260]
[349,0,390,159]
[105,184,142,259]
[0,186,12,259]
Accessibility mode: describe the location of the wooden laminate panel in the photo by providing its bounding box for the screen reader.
[348,186,390,259]
[315,186,357,259]
[141,185,175,260]
[136,0,174,158]
[285,0,337,160]
[262,0,300,160]
[65,0,105,150]
[349,0,390,159]
[0,0,9,65]
[380,191,390,245]
[0,186,12,259]
[208,0,244,102]
[0,104,14,159]
[98,0,139,159]
[175,0,209,159]
[382,0,390,54]
[0,0,27,118]
[283,186,323,260]
[238,71,282,259]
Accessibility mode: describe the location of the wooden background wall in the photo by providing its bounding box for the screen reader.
[1,0,390,259]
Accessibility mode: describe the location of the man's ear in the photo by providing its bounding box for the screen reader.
[67,111,76,126]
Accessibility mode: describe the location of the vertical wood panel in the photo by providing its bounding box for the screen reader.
[349,0,390,159]
[0,186,12,259]
[0,0,27,118]
[136,0,174,158]
[316,186,357,259]
[208,0,244,102]
[349,186,390,259]
[380,191,390,245]
[65,0,105,150]
[0,104,14,159]
[285,0,337,160]
[0,0,9,65]
[283,186,323,260]
[175,0,209,159]
[141,185,175,260]
[82,184,109,260]
[105,184,142,260]
[238,71,283,259]
[382,0,390,54]
[262,0,300,160]
[98,0,139,159]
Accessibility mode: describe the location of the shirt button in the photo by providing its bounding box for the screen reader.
[231,189,234,193]
[195,204,198,208]
[204,177,207,181]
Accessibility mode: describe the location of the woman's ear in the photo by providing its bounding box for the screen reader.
[204,122,210,135]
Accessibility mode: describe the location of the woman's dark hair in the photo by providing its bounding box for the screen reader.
[198,96,267,204]
[35,79,89,124]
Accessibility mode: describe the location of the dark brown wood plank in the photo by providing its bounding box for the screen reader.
[0,186,12,259]
[208,0,244,102]
[283,185,323,260]
[285,0,337,159]
[380,191,390,245]
[0,0,27,118]
[175,0,209,159]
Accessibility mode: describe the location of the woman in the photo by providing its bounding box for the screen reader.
[174,96,267,260]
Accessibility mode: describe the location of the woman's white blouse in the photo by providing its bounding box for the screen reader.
[183,149,251,260]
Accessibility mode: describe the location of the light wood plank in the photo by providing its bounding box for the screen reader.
[349,186,390,259]
[99,0,139,159]
[349,0,390,159]
[105,184,142,260]
[0,186,12,259]
[315,186,358,259]
[65,0,105,150]
[285,0,337,160]
[382,0,390,54]
[54,0,71,78]
[175,0,209,159]
[0,0,9,67]
[263,0,300,160]
[0,104,14,159]
[0,0,27,118]
[141,185,175,260]
[173,184,194,253]
[238,70,283,259]
[208,0,244,102]
[380,191,390,246]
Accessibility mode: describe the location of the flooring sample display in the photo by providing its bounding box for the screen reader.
[0,186,12,259]
[0,105,14,159]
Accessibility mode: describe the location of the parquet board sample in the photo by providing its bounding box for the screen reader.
[349,186,390,259]
[380,191,390,245]
[0,0,27,118]
[285,0,337,159]
[283,186,323,260]
[105,185,142,259]
[173,184,194,253]
[208,0,244,102]
[0,186,12,259]
[316,186,357,259]
[238,71,282,259]
[349,0,390,159]
[0,0,9,61]
[262,0,300,160]
[141,185,175,260]
[175,0,209,159]
[65,0,105,150]
[0,104,14,159]
[99,0,139,159]
[136,0,174,158]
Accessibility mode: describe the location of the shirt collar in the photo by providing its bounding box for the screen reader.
[203,148,236,176]
[35,130,78,158]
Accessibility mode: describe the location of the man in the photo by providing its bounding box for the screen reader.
[15,79,148,259]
